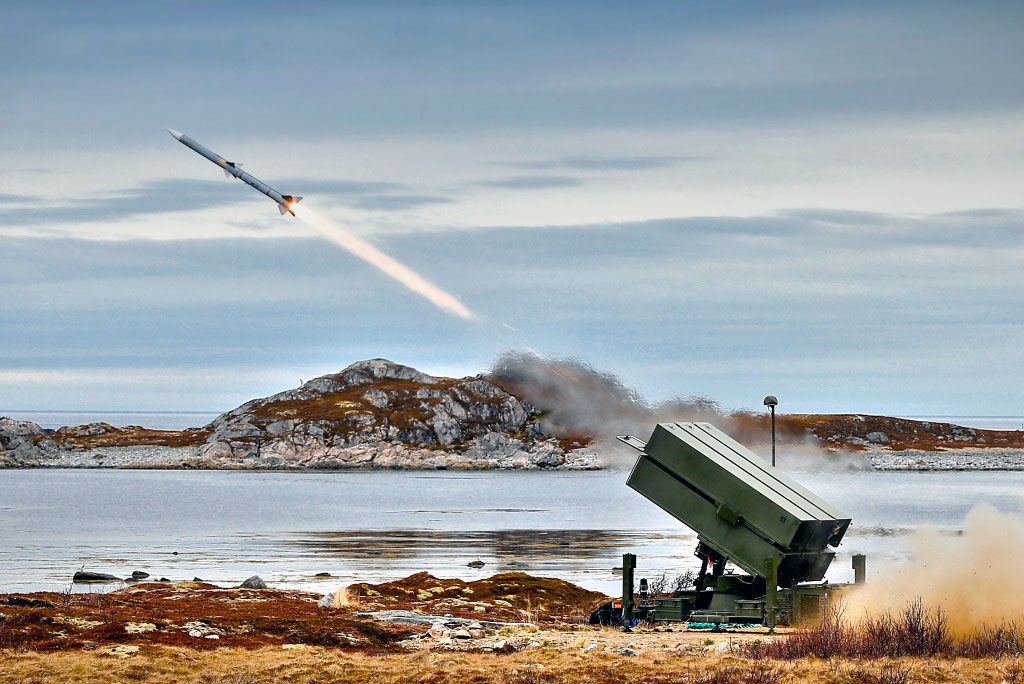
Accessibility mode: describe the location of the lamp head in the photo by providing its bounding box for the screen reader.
[763,395,779,408]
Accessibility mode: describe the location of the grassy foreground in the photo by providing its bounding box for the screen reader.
[4,575,1024,683]
[2,647,1022,684]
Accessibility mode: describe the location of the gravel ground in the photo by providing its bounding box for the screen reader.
[35,446,200,468]
[20,445,1024,471]
[863,447,1024,470]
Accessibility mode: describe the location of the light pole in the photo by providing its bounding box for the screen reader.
[763,395,778,467]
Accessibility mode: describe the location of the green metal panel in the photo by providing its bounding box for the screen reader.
[653,597,693,622]
[627,455,785,578]
[625,422,851,585]
[622,553,635,623]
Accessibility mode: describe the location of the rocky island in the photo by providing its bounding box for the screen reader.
[0,359,600,470]
[2,357,1023,471]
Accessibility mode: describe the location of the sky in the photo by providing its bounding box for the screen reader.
[1,0,1022,416]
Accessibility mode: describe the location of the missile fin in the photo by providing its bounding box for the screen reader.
[278,204,289,215]
[223,169,233,179]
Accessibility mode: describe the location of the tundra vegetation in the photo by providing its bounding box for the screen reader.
[3,575,1024,683]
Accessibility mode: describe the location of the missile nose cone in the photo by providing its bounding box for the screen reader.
[167,129,183,140]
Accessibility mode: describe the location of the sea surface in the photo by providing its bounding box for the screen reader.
[2,468,1023,596]
[0,411,221,431]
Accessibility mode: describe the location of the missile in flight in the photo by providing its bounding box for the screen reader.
[168,129,302,216]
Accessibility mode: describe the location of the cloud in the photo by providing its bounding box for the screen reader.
[0,179,255,226]
[279,179,408,195]
[477,175,583,190]
[349,194,455,211]
[273,179,457,211]
[0,177,459,228]
[497,155,697,171]
[2,206,1023,414]
[0,193,41,204]
[777,208,887,225]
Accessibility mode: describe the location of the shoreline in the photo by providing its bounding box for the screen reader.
[6,444,1024,471]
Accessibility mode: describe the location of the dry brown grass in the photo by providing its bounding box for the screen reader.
[2,646,1020,684]
[746,599,1024,661]
[35,425,211,449]
[742,413,1024,451]
[0,573,602,656]
[4,583,1023,683]
[0,583,416,653]
[348,572,605,625]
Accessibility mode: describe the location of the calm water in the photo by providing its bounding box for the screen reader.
[0,411,220,431]
[2,469,1023,596]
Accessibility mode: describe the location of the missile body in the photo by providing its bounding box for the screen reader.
[168,129,302,215]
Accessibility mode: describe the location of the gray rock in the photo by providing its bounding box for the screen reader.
[615,647,638,656]
[362,389,389,408]
[0,417,45,437]
[866,431,889,444]
[265,419,296,435]
[73,571,121,582]
[356,610,532,630]
[238,575,267,589]
[131,571,150,579]
[59,422,116,437]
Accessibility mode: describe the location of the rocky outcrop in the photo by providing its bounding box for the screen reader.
[0,418,49,467]
[1,359,599,470]
[192,359,596,470]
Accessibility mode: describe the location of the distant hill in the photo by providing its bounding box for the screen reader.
[3,358,1023,470]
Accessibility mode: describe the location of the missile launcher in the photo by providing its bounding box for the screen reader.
[599,422,861,627]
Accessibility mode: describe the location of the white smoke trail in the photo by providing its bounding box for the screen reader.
[292,204,476,320]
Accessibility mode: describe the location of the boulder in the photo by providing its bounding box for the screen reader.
[58,422,117,437]
[427,623,449,640]
[6,597,55,608]
[265,419,296,435]
[362,389,389,408]
[239,575,267,589]
[0,417,45,437]
[131,570,150,579]
[73,570,121,582]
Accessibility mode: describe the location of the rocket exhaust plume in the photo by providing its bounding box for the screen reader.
[292,205,475,320]
[167,130,473,319]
